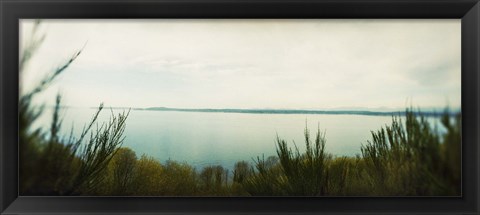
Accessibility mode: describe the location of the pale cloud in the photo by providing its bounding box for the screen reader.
[20,19,461,110]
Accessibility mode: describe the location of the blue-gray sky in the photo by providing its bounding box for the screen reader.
[20,19,461,110]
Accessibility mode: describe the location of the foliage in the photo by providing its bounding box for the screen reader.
[275,127,330,195]
[111,148,138,195]
[360,109,461,195]
[19,22,129,195]
[235,109,460,196]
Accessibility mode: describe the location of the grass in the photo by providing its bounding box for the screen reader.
[19,22,461,196]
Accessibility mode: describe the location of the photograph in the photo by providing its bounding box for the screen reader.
[19,19,461,197]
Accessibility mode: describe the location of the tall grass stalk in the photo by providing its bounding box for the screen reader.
[19,22,129,195]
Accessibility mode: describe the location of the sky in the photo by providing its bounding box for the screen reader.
[20,19,461,111]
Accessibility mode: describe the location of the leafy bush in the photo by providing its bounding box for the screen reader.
[199,165,230,195]
[158,160,198,195]
[131,155,165,195]
[111,148,138,194]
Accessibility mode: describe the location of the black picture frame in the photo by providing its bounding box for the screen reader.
[1,0,479,214]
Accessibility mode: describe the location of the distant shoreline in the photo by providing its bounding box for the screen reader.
[74,106,459,117]
[138,107,454,117]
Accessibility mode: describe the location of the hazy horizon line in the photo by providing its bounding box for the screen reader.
[46,105,460,110]
[44,105,461,116]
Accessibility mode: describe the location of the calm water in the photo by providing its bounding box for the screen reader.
[36,108,441,171]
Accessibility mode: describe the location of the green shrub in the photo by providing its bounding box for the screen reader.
[275,127,331,196]
[361,109,461,195]
[233,161,251,184]
[239,155,284,196]
[110,148,138,195]
[199,165,229,195]
[158,160,198,195]
[131,155,165,195]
